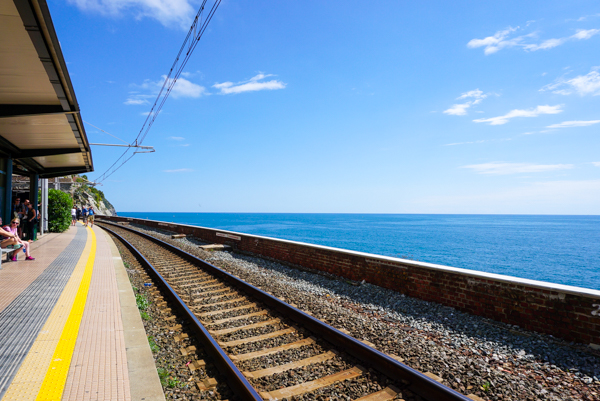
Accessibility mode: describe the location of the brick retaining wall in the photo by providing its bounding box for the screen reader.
[101,215,600,345]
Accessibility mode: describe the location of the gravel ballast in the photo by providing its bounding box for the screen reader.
[121,223,600,401]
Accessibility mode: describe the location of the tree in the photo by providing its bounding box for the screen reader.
[48,188,72,232]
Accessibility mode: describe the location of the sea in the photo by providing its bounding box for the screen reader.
[118,213,600,291]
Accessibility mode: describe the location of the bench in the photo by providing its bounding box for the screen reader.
[0,244,23,269]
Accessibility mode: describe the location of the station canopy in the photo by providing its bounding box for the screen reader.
[0,0,93,178]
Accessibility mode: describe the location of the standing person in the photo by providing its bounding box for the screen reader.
[26,202,37,242]
[76,206,81,221]
[82,205,88,227]
[71,205,77,226]
[12,198,25,238]
[3,218,34,261]
[88,206,95,227]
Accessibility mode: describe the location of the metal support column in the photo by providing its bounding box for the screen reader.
[3,159,12,223]
[29,174,39,240]
[41,178,48,233]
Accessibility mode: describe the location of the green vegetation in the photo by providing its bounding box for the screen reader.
[482,381,491,392]
[156,368,181,388]
[72,174,114,211]
[148,336,160,353]
[48,189,72,232]
[140,311,151,321]
[157,368,169,386]
[136,293,150,310]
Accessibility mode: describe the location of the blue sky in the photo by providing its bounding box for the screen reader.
[50,0,600,214]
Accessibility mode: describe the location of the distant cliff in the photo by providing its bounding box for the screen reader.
[69,175,116,216]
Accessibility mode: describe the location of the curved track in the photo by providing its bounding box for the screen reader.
[99,221,471,401]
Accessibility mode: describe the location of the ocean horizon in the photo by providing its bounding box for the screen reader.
[118,212,600,291]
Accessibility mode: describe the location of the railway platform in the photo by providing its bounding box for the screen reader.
[0,224,164,401]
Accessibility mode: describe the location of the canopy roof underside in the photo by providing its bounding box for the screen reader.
[0,0,93,178]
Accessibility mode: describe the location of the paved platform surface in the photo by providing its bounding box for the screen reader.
[0,224,164,401]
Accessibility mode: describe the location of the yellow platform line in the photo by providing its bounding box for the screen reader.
[2,227,96,401]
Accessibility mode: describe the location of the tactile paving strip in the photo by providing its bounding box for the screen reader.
[0,226,87,399]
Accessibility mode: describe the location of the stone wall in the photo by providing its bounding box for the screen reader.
[100,215,600,345]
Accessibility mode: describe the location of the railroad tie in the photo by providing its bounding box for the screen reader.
[209,318,280,336]
[188,359,206,372]
[196,283,226,292]
[229,337,316,361]
[243,351,337,379]
[196,377,217,391]
[208,310,268,326]
[198,303,257,318]
[218,327,296,348]
[361,339,377,349]
[354,386,400,401]
[259,366,365,400]
[423,372,444,383]
[195,278,220,287]
[193,288,234,298]
[180,345,196,356]
[198,296,246,309]
[192,292,240,306]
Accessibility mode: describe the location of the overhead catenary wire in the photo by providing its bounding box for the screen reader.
[94,0,222,184]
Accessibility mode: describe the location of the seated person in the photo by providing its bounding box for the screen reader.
[2,218,34,261]
[0,217,22,258]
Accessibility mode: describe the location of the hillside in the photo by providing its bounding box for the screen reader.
[69,175,116,216]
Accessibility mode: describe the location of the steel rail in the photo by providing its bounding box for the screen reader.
[99,220,472,401]
[101,224,263,401]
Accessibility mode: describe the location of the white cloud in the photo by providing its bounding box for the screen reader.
[473,105,562,125]
[168,136,185,141]
[572,28,600,39]
[124,97,149,105]
[592,162,600,167]
[546,120,600,129]
[541,68,600,96]
[126,75,206,105]
[443,89,488,116]
[468,26,599,54]
[163,168,193,173]
[461,162,574,175]
[213,73,286,95]
[467,26,524,55]
[168,76,207,98]
[443,103,471,116]
[575,13,600,22]
[67,0,194,29]
[524,38,566,51]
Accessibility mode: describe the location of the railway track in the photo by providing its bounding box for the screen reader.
[99,221,472,401]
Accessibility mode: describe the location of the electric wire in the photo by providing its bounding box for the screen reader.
[94,0,221,183]
[83,120,129,145]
